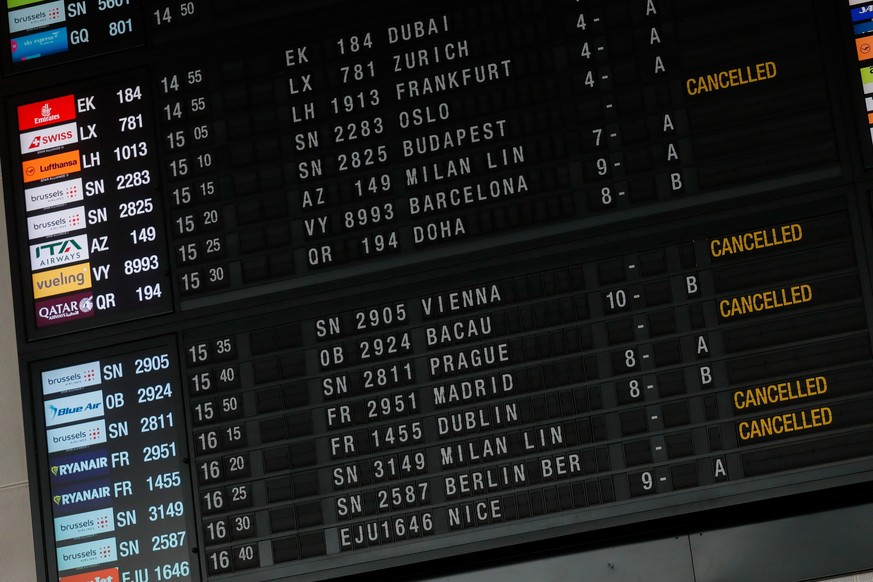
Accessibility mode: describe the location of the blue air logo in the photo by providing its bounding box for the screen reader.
[44,390,103,427]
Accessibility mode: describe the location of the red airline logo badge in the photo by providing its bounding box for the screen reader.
[17,94,76,132]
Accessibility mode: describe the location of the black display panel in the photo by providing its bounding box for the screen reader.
[3,0,145,73]
[8,73,172,338]
[2,1,873,581]
[30,338,199,581]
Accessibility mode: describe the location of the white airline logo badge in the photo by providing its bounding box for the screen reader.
[42,361,101,396]
[19,121,78,154]
[29,233,89,272]
[45,390,103,428]
[24,178,83,213]
[56,537,117,572]
[54,507,114,542]
[27,206,86,240]
[46,419,106,454]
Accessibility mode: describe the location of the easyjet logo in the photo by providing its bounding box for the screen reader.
[59,566,119,582]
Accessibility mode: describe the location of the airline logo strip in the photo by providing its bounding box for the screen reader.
[852,1,873,145]
[16,82,171,330]
[40,345,195,580]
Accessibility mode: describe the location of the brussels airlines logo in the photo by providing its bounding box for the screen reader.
[50,449,109,484]
[46,419,105,454]
[45,390,103,427]
[30,233,89,271]
[42,361,101,396]
[20,121,78,154]
[54,507,114,542]
[56,537,117,572]
[36,291,95,328]
[60,567,120,582]
[25,177,83,212]
[27,205,86,240]
[8,1,66,34]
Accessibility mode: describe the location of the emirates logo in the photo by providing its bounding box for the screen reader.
[41,103,52,118]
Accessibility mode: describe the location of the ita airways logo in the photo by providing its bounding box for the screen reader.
[17,94,75,131]
[59,567,121,582]
[30,233,89,271]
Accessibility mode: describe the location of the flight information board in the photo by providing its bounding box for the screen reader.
[2,1,873,581]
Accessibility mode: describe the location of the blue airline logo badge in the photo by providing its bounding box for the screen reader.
[853,4,873,21]
[50,449,109,484]
[10,27,68,62]
[52,479,111,516]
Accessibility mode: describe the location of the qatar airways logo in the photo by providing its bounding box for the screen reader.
[19,121,78,154]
